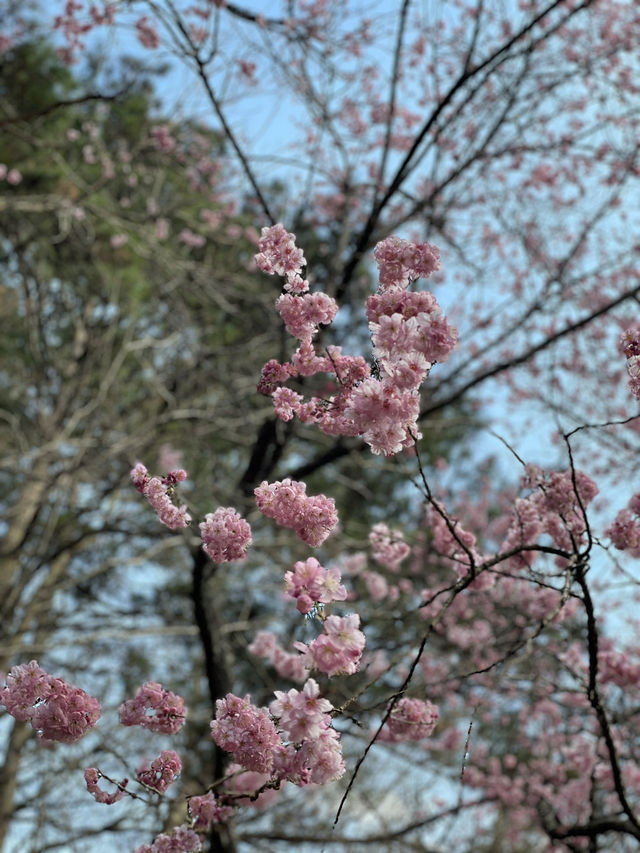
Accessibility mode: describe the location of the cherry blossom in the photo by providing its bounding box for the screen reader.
[130,463,191,530]
[119,682,187,734]
[254,478,338,546]
[136,750,182,793]
[0,661,101,744]
[199,507,252,563]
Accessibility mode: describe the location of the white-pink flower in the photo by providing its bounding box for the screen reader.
[200,507,252,563]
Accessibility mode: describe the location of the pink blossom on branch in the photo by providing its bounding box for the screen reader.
[272,386,304,421]
[134,824,201,853]
[255,228,457,456]
[378,697,439,742]
[373,235,440,289]
[210,681,345,787]
[619,326,640,400]
[369,522,410,571]
[255,223,306,282]
[257,359,298,395]
[605,491,640,557]
[199,507,252,563]
[284,556,348,614]
[0,661,101,744]
[210,693,281,774]
[84,768,128,804]
[269,678,345,784]
[276,291,338,342]
[189,791,235,827]
[119,682,187,734]
[136,750,182,793]
[130,463,191,530]
[344,377,421,455]
[296,613,366,677]
[254,478,338,546]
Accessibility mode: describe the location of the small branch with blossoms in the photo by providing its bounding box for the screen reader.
[5,225,640,851]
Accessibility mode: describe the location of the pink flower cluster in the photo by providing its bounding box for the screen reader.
[366,287,458,375]
[187,764,280,829]
[598,640,640,688]
[130,463,191,530]
[223,764,280,808]
[254,223,307,286]
[502,466,599,558]
[135,16,160,49]
[605,492,640,557]
[189,792,235,827]
[269,679,344,784]
[257,359,298,395]
[276,291,338,341]
[257,224,337,347]
[379,697,439,742]
[255,227,457,455]
[84,768,127,804]
[373,235,441,289]
[369,522,410,571]
[344,377,423,456]
[210,680,344,788]
[284,557,347,614]
[619,327,640,400]
[248,631,310,682]
[427,504,484,577]
[119,682,187,734]
[137,750,182,793]
[210,694,281,774]
[254,479,338,546]
[0,661,101,743]
[295,614,366,677]
[199,507,253,563]
[135,824,201,853]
